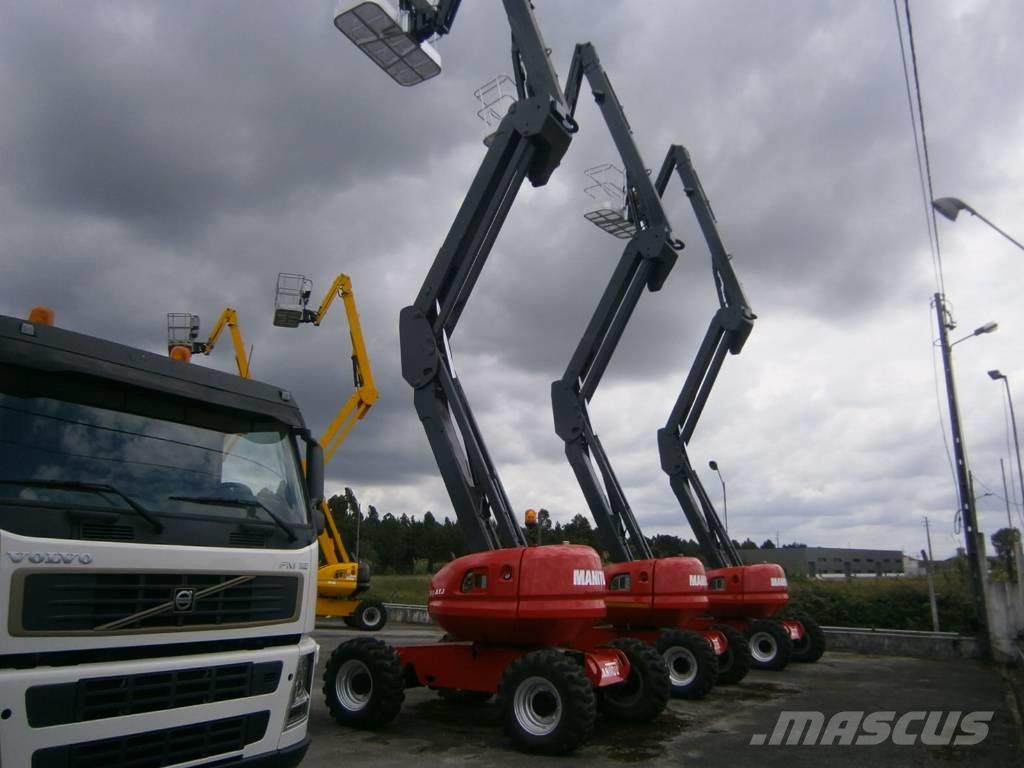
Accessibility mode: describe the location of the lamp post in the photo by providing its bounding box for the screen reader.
[933,293,996,657]
[988,370,1024,526]
[932,197,1024,253]
[708,460,727,536]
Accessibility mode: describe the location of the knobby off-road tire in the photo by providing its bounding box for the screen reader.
[789,613,826,663]
[656,629,718,699]
[323,637,404,729]
[746,619,793,671]
[496,650,596,755]
[597,638,670,722]
[353,600,387,631]
[712,624,752,685]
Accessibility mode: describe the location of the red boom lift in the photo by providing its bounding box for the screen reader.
[654,145,826,670]
[321,0,671,754]
[550,54,751,698]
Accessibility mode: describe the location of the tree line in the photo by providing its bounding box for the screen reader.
[325,492,806,574]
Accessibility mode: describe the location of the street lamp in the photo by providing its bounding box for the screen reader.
[988,370,1024,527]
[949,321,998,348]
[708,460,727,536]
[932,197,1024,253]
[933,293,996,656]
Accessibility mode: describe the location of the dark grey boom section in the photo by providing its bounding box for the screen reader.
[551,43,681,564]
[653,146,756,569]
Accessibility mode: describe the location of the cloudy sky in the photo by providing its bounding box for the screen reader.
[2,1,1021,559]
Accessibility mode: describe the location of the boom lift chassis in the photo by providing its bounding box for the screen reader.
[322,0,674,755]
[653,145,825,669]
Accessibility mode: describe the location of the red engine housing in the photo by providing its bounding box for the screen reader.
[602,557,710,627]
[429,545,608,645]
[705,563,789,618]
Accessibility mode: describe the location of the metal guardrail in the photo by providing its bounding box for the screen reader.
[820,625,970,640]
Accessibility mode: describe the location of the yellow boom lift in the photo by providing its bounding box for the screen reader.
[166,308,252,377]
[273,272,385,630]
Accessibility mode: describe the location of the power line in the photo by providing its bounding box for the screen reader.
[903,0,946,296]
[893,0,944,297]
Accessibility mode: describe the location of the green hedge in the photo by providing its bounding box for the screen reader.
[787,572,975,633]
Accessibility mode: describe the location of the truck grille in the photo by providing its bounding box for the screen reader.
[17,573,300,634]
[26,661,282,727]
[31,711,269,768]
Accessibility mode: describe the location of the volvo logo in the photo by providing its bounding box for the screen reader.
[172,588,196,613]
[6,551,94,564]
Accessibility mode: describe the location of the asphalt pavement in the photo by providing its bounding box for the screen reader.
[303,623,1023,767]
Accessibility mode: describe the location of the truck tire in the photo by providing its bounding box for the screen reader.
[597,638,669,722]
[790,614,826,663]
[496,650,595,755]
[353,600,387,631]
[656,629,718,699]
[323,637,404,729]
[746,619,793,671]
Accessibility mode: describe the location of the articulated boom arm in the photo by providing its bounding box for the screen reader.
[319,487,360,567]
[197,308,251,379]
[399,2,576,553]
[654,145,755,569]
[314,274,380,463]
[551,44,681,564]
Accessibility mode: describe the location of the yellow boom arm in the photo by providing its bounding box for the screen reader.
[203,308,251,379]
[300,274,378,568]
[314,274,379,463]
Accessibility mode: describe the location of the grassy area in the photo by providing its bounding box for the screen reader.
[364,574,431,604]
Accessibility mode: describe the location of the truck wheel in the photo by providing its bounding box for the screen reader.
[746,619,793,671]
[323,637,404,729]
[496,650,595,755]
[712,624,751,685]
[353,600,387,631]
[436,688,494,705]
[656,630,718,699]
[342,616,358,628]
[597,638,669,722]
[790,614,826,663]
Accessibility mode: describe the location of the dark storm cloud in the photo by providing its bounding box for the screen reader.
[2,1,1022,555]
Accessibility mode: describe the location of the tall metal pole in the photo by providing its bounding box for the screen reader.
[923,516,940,632]
[1000,377,1024,522]
[1001,458,1014,532]
[709,461,728,536]
[934,293,989,656]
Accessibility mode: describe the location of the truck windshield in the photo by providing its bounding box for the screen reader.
[0,390,309,527]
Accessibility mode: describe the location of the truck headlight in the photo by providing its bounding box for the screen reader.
[285,652,315,729]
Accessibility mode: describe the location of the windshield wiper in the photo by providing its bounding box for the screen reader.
[168,495,297,542]
[0,480,164,532]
